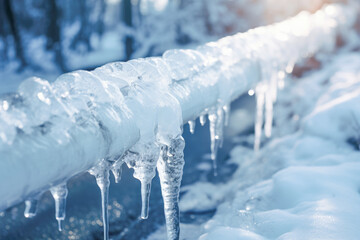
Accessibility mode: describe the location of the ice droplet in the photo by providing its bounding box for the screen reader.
[188,120,196,134]
[248,89,255,96]
[50,183,68,231]
[89,160,110,240]
[24,198,39,218]
[157,136,185,240]
[199,114,207,126]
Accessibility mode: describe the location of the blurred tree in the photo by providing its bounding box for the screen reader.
[123,0,133,60]
[0,0,268,71]
[70,0,106,52]
[2,0,27,69]
[0,1,8,64]
[45,0,66,72]
[70,0,92,51]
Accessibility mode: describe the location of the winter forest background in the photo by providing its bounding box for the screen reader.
[0,0,331,83]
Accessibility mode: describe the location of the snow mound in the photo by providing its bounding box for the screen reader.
[178,52,360,239]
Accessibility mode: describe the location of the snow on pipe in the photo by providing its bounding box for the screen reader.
[0,3,357,240]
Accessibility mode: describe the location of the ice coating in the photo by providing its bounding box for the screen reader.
[50,183,68,231]
[163,49,206,81]
[157,136,185,240]
[89,160,111,240]
[0,3,357,240]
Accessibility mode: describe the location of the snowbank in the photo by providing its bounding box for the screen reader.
[176,52,360,240]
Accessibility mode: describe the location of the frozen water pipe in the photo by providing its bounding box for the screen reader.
[0,3,357,239]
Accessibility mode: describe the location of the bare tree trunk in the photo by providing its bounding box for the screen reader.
[96,0,106,37]
[0,0,8,64]
[46,0,66,72]
[123,0,133,60]
[3,0,26,69]
[70,0,92,51]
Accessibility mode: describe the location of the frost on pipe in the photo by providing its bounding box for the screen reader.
[0,3,357,240]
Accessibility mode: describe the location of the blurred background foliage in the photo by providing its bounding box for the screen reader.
[0,0,336,75]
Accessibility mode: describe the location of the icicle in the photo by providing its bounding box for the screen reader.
[89,160,110,240]
[254,84,265,151]
[208,107,224,176]
[140,181,151,219]
[24,198,39,218]
[199,114,207,126]
[111,160,123,183]
[50,183,68,231]
[264,89,273,138]
[223,104,231,127]
[123,143,160,220]
[188,120,196,134]
[157,136,185,240]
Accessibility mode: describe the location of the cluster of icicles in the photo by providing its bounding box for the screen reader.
[1,3,355,240]
[21,67,295,240]
[21,104,233,240]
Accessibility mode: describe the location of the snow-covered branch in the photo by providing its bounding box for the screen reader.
[0,3,357,240]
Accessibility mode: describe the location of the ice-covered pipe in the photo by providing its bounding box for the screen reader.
[0,3,357,217]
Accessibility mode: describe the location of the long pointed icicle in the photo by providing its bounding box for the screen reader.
[188,120,196,134]
[264,89,273,138]
[208,107,224,176]
[89,160,110,240]
[265,70,279,138]
[24,196,40,218]
[199,114,207,126]
[50,183,68,231]
[254,84,266,151]
[157,136,185,240]
[123,143,160,220]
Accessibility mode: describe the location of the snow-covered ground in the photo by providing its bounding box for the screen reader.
[148,50,360,239]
